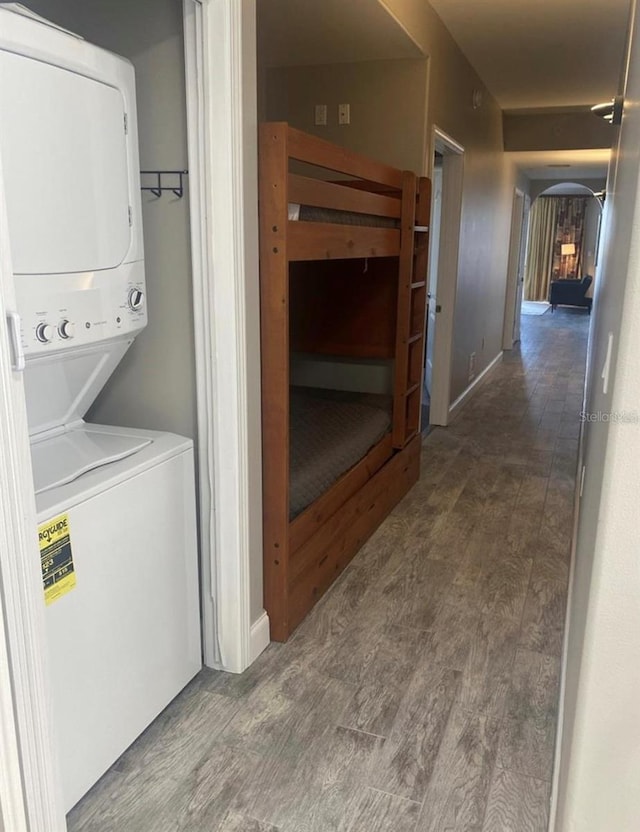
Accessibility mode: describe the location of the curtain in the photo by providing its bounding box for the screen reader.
[524,197,559,301]
[550,197,588,279]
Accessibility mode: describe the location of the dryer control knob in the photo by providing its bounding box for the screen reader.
[58,320,75,340]
[35,323,54,344]
[128,288,145,311]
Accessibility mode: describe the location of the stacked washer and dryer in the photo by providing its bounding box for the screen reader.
[0,4,202,811]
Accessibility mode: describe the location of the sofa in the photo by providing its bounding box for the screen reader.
[549,275,593,313]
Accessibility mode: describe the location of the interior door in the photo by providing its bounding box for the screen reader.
[425,161,443,396]
[512,194,531,343]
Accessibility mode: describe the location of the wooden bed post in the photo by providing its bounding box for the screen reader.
[259,123,291,641]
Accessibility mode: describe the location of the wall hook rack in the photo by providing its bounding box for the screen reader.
[141,170,189,198]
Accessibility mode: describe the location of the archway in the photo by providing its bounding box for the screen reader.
[523,182,603,305]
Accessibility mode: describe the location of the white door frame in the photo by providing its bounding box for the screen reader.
[512,193,531,344]
[427,126,464,427]
[424,159,443,398]
[0,155,66,827]
[183,0,267,673]
[502,188,527,350]
[0,0,261,825]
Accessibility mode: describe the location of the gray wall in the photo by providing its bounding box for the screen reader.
[582,197,603,287]
[28,0,197,441]
[554,1,640,827]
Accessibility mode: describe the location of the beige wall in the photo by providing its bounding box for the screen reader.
[381,0,519,400]
[264,58,428,395]
[28,0,197,441]
[263,0,519,406]
[504,110,614,152]
[265,59,428,173]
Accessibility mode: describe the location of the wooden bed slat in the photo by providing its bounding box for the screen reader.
[288,221,400,261]
[289,433,394,554]
[287,436,421,634]
[288,174,402,219]
[287,124,404,189]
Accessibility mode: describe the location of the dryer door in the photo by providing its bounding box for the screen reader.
[0,49,131,275]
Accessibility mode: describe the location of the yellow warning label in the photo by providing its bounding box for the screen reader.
[38,513,76,606]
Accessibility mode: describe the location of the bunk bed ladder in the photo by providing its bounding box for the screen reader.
[392,173,431,448]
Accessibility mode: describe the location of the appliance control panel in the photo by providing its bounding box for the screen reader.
[15,261,146,357]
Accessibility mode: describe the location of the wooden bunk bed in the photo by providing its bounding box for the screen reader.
[259,122,431,641]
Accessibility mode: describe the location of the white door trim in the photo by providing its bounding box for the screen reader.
[502,188,526,350]
[0,4,266,826]
[0,153,65,828]
[183,0,267,672]
[0,600,27,832]
[427,126,464,427]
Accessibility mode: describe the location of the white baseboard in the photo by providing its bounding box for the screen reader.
[249,611,271,664]
[449,351,503,422]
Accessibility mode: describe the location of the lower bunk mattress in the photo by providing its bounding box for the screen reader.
[290,387,392,519]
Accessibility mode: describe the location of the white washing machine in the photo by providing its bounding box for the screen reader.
[0,4,202,811]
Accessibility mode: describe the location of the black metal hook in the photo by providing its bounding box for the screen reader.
[140,170,189,199]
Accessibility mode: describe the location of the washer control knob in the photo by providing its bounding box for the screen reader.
[58,320,75,340]
[35,323,54,344]
[128,288,145,311]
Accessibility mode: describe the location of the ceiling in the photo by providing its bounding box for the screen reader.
[257,0,422,67]
[428,0,632,110]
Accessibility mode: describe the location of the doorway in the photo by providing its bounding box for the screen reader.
[423,127,464,427]
[502,188,531,349]
[521,184,603,313]
[0,0,260,825]
[422,153,442,429]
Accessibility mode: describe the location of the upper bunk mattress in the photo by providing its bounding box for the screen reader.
[288,202,399,228]
[290,387,392,520]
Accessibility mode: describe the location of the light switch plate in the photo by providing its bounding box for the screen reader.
[602,332,614,395]
[314,104,327,126]
[338,103,350,125]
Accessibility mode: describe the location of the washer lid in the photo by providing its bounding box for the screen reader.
[0,47,131,275]
[30,427,152,495]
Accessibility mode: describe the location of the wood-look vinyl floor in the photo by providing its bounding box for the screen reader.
[68,308,589,832]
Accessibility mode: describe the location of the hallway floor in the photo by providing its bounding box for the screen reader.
[69,308,589,832]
